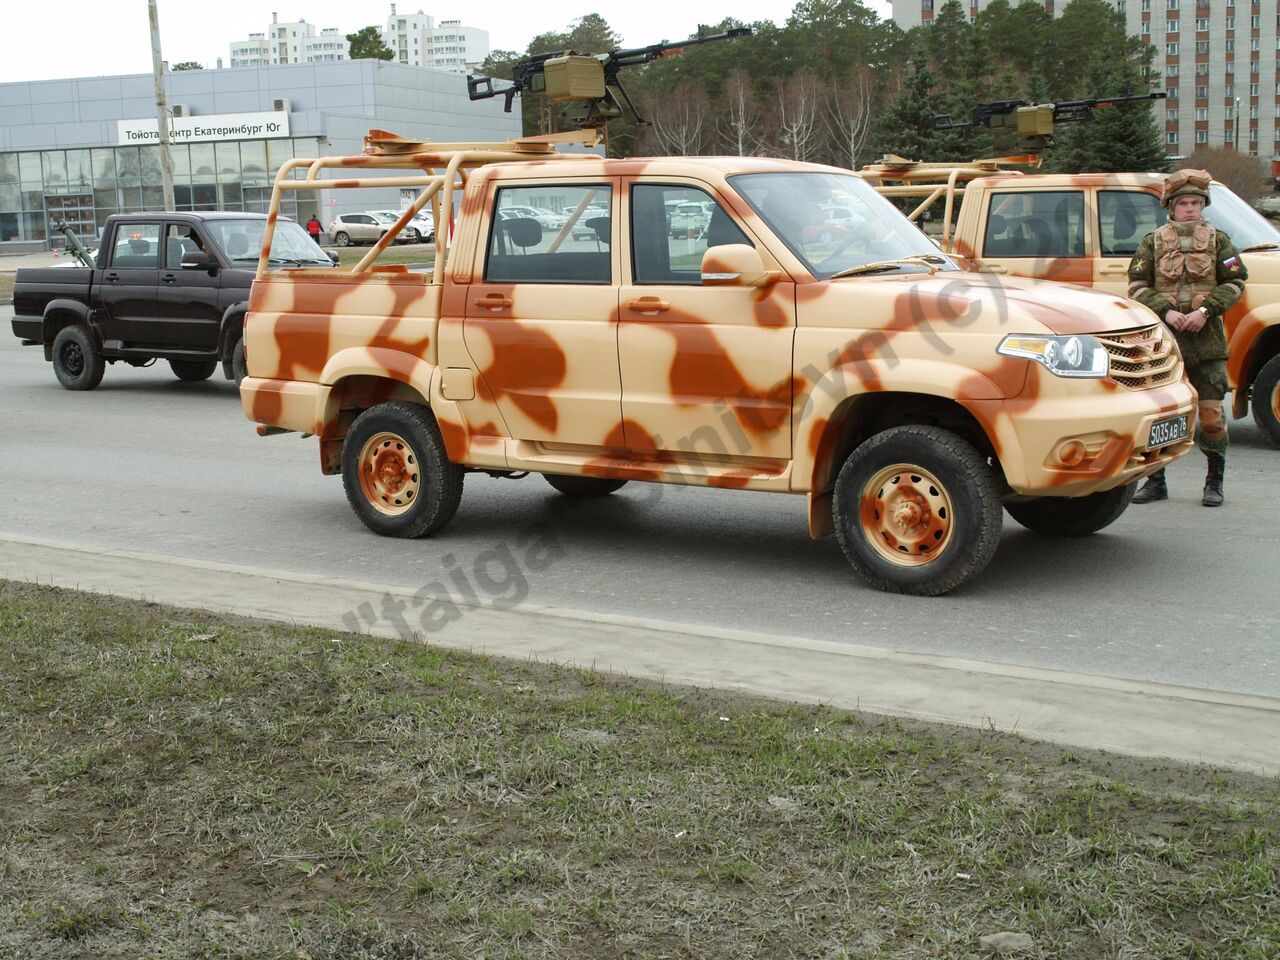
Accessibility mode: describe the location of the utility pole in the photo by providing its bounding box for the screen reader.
[1234,96,1241,152]
[148,0,176,210]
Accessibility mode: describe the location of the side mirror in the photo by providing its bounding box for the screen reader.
[701,243,773,287]
[328,251,340,266]
[181,249,216,270]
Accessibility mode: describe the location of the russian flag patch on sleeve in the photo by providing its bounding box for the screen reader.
[1223,256,1239,268]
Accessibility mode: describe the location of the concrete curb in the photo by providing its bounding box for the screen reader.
[2,532,1277,776]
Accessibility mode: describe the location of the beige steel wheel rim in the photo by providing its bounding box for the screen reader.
[858,462,955,567]
[1271,378,1280,426]
[358,432,422,516]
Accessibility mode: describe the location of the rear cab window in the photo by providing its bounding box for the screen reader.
[982,191,1086,258]
[485,183,613,284]
[108,223,161,269]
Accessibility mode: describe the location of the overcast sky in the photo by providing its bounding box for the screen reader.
[2,0,892,85]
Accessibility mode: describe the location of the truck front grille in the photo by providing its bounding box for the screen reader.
[1096,324,1180,391]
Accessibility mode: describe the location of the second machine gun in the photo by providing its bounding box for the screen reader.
[467,27,752,130]
[932,92,1167,153]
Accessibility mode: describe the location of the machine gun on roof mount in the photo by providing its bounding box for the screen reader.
[467,27,752,130]
[932,92,1167,153]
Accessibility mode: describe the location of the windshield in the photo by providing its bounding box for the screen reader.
[205,218,331,266]
[1206,182,1280,249]
[728,172,958,279]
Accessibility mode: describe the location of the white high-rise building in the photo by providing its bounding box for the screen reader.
[230,14,350,68]
[889,0,1280,173]
[382,5,490,73]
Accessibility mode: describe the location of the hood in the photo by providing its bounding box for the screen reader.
[1240,247,1280,284]
[850,272,1160,336]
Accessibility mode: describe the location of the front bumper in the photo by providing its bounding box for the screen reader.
[972,378,1198,498]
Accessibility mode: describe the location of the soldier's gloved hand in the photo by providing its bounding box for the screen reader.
[1164,310,1187,332]
[1183,308,1207,333]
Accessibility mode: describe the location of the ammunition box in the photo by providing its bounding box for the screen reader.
[543,56,606,101]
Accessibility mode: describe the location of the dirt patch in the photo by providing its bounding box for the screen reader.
[1,580,1277,960]
[0,272,14,305]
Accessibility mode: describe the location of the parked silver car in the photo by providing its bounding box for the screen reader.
[329,213,412,246]
[368,210,435,243]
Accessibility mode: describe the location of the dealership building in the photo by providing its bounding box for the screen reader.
[0,59,520,251]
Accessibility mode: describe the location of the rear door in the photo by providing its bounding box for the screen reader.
[973,188,1093,286]
[156,221,222,349]
[1093,188,1165,297]
[96,221,161,346]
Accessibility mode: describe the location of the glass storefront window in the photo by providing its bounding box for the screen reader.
[115,147,141,184]
[0,155,17,187]
[0,183,18,212]
[267,138,295,178]
[219,181,243,209]
[171,143,192,181]
[215,141,240,180]
[90,148,116,183]
[65,151,91,191]
[140,146,162,185]
[19,153,41,187]
[22,212,47,241]
[141,184,165,209]
[189,143,216,180]
[239,141,268,188]
[116,184,142,212]
[21,190,42,212]
[42,151,68,193]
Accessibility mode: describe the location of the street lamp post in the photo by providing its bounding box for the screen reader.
[1234,96,1241,151]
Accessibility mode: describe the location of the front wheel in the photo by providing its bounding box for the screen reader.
[52,325,105,390]
[341,402,464,538]
[832,425,1002,596]
[543,474,628,497]
[333,231,351,247]
[231,335,248,384]
[170,358,217,381]
[1004,482,1136,537]
[1251,354,1280,448]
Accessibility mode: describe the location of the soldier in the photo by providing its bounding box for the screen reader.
[1127,169,1246,507]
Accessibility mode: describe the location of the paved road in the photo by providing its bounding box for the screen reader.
[2,306,1277,697]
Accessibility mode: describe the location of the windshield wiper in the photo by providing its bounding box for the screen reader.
[232,255,306,266]
[1242,241,1280,252]
[829,254,945,280]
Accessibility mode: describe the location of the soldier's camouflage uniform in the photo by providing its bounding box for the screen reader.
[1127,221,1246,457]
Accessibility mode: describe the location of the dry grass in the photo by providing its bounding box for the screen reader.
[1,580,1277,959]
[0,272,14,304]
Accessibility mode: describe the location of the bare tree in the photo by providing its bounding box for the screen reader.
[645,86,713,156]
[718,70,766,157]
[1185,146,1271,202]
[775,72,823,163]
[825,66,874,170]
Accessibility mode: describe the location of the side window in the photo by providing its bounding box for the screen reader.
[1098,190,1163,257]
[109,223,161,269]
[485,184,611,284]
[631,184,751,284]
[164,223,206,269]
[982,191,1085,258]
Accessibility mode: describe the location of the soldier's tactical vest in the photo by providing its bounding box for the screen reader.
[1154,220,1217,311]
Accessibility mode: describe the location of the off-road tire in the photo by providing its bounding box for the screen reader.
[334,231,351,247]
[231,334,248,384]
[341,402,464,538]
[170,359,217,381]
[52,325,105,390]
[1250,354,1280,448]
[1004,481,1136,537]
[543,474,628,498]
[832,425,1002,596]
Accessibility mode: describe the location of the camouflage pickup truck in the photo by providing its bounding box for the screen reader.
[241,132,1195,595]
[861,160,1280,447]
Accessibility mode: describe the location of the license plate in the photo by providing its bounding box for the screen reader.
[1148,414,1189,449]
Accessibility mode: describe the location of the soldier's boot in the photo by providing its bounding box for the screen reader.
[1132,469,1168,504]
[1202,453,1225,507]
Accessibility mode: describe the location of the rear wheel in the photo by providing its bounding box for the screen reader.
[543,474,628,498]
[52,325,105,391]
[1004,481,1136,537]
[341,402,464,538]
[169,359,217,382]
[1250,354,1280,449]
[334,231,351,247]
[832,425,1002,596]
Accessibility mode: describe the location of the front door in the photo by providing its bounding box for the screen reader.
[1093,188,1165,297]
[463,180,623,447]
[973,188,1093,286]
[618,180,796,461]
[156,222,222,349]
[96,221,161,347]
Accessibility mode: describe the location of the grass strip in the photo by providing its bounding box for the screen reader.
[0,580,1276,959]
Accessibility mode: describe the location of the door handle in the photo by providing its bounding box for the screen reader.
[474,294,511,309]
[625,298,671,313]
[979,264,1007,275]
[1099,263,1129,275]
[161,274,177,283]
[104,272,120,281]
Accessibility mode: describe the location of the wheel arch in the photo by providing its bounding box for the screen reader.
[41,300,95,360]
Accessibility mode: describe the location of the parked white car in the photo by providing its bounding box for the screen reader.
[368,210,434,244]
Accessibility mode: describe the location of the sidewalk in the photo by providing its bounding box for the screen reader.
[3,532,1277,776]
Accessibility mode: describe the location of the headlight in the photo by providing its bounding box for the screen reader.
[997,334,1109,379]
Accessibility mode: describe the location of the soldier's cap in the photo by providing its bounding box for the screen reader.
[1162,168,1212,209]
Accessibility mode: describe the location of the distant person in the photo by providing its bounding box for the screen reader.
[306,215,323,243]
[1127,169,1247,507]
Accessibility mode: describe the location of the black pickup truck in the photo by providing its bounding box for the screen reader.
[10,211,335,390]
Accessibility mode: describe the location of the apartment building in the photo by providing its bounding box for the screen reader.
[229,14,350,68]
[889,0,1280,169]
[383,6,489,74]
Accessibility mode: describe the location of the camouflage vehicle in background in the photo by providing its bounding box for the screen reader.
[860,157,1280,447]
[240,130,1196,595]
